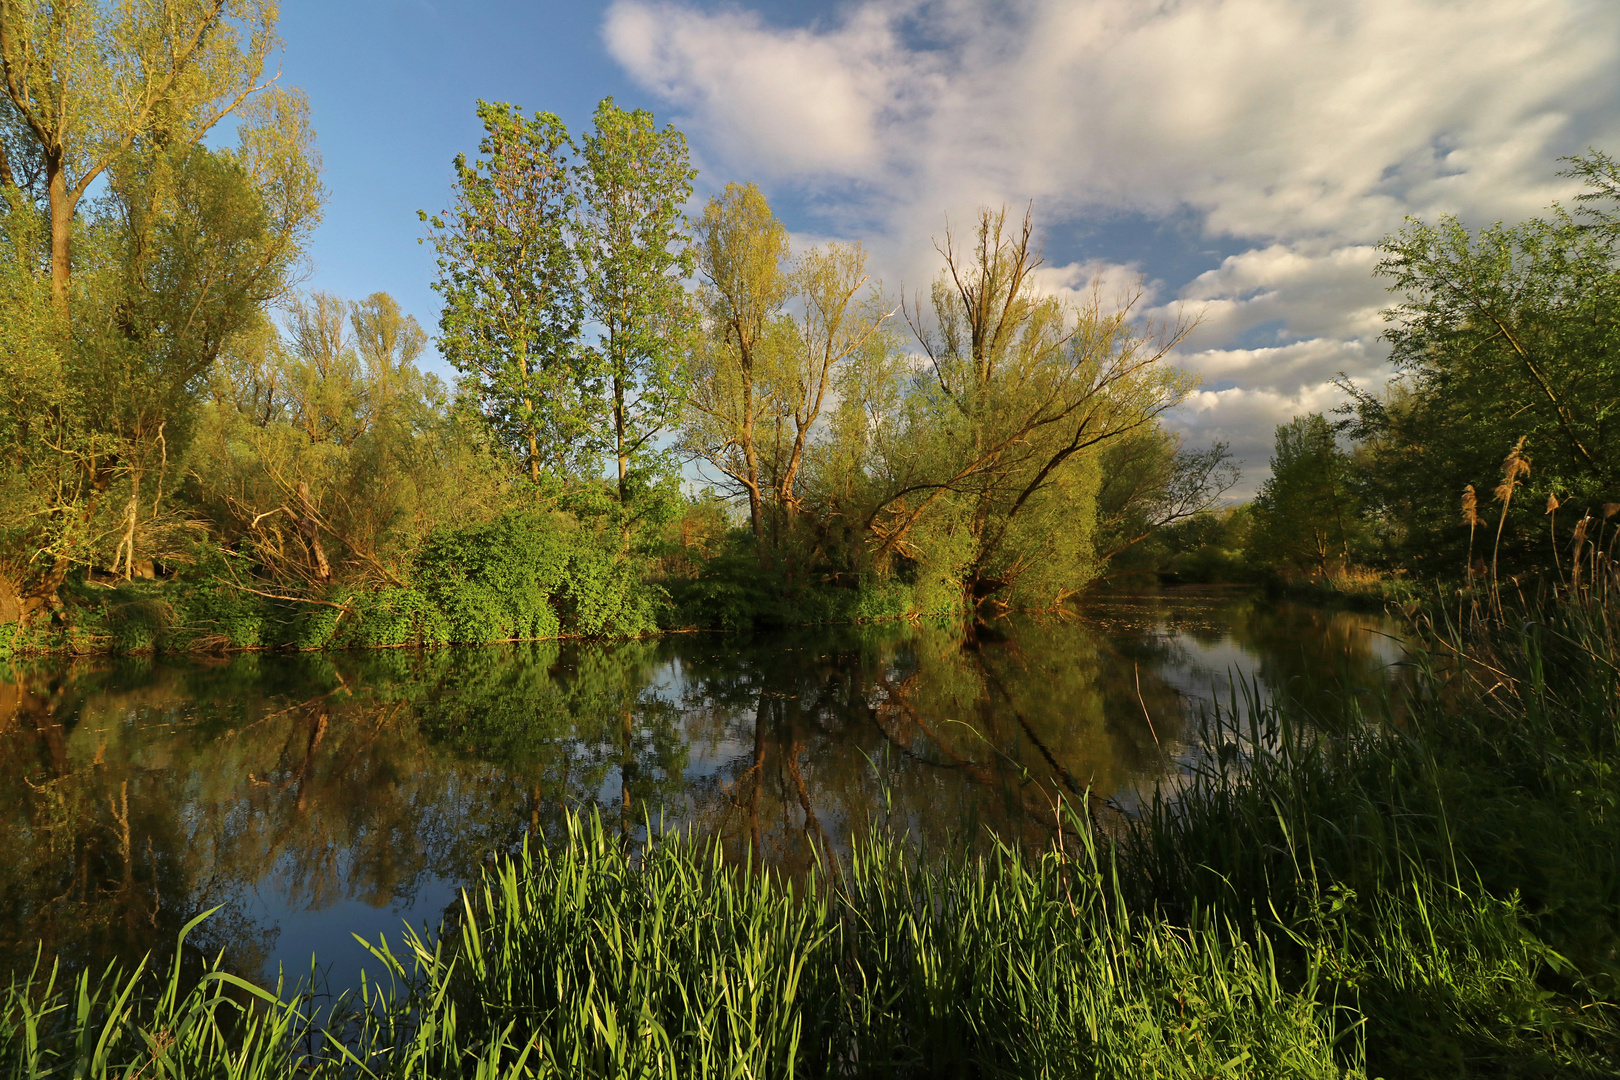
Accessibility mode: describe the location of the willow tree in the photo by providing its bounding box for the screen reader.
[424,100,585,483]
[867,208,1196,606]
[0,0,319,606]
[683,183,789,540]
[0,0,277,313]
[191,286,504,593]
[351,291,430,419]
[767,241,893,522]
[576,97,696,515]
[1337,150,1620,574]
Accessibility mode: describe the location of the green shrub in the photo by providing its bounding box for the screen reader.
[417,510,574,642]
[292,595,352,649]
[171,578,278,649]
[556,544,660,637]
[347,587,442,648]
[848,578,913,621]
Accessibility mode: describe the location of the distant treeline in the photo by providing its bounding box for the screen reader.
[1113,151,1620,594]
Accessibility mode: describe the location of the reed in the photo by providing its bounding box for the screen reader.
[1489,435,1531,594]
[1461,483,1480,583]
[0,911,320,1080]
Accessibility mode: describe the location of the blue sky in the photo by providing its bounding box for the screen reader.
[277,0,1620,492]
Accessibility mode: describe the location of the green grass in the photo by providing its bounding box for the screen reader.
[4,580,1617,1078]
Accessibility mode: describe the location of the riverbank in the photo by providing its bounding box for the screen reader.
[0,575,948,661]
[4,581,1615,1077]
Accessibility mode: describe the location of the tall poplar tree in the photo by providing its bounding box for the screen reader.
[576,97,696,514]
[424,101,585,483]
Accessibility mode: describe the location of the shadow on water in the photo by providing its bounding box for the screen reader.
[0,588,1407,991]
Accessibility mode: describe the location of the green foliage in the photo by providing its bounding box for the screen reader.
[0,35,322,599]
[417,508,661,642]
[417,511,572,643]
[682,182,791,539]
[190,581,275,649]
[12,504,668,655]
[664,525,968,631]
[1343,149,1620,576]
[1113,506,1258,585]
[424,101,589,483]
[291,596,353,650]
[348,588,446,648]
[673,199,1216,618]
[1094,427,1241,571]
[555,545,660,638]
[190,289,509,590]
[577,98,698,508]
[1252,413,1364,579]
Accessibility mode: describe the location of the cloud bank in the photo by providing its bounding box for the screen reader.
[603,0,1620,491]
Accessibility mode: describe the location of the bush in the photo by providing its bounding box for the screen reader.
[556,544,661,637]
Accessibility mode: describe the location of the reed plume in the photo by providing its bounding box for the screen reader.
[1572,514,1591,588]
[1462,484,1480,583]
[1547,492,1562,575]
[1490,436,1530,590]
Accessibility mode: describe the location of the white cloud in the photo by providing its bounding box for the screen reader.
[1180,337,1379,394]
[603,0,1620,485]
[1028,259,1158,313]
[602,3,930,179]
[1170,380,1371,496]
[1166,245,1389,349]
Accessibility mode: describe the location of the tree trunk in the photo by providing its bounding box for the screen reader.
[297,481,332,582]
[46,152,72,315]
[616,373,632,549]
[0,577,22,626]
[117,492,139,580]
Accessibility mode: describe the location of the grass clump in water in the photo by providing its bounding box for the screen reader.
[368,817,1346,1078]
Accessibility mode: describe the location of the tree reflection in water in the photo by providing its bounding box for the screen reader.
[0,594,1405,986]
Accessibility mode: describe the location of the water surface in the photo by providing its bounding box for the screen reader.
[0,589,1405,989]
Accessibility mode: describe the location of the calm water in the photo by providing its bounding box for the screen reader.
[0,589,1405,989]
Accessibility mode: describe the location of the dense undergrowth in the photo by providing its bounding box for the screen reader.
[0,509,669,659]
[0,501,977,659]
[3,577,1617,1078]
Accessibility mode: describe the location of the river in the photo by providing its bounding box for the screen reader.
[0,588,1405,991]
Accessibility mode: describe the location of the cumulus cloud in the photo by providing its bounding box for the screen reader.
[1168,382,1359,496]
[602,3,930,180]
[602,0,1620,486]
[1028,259,1159,313]
[1182,337,1380,394]
[1162,245,1391,354]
